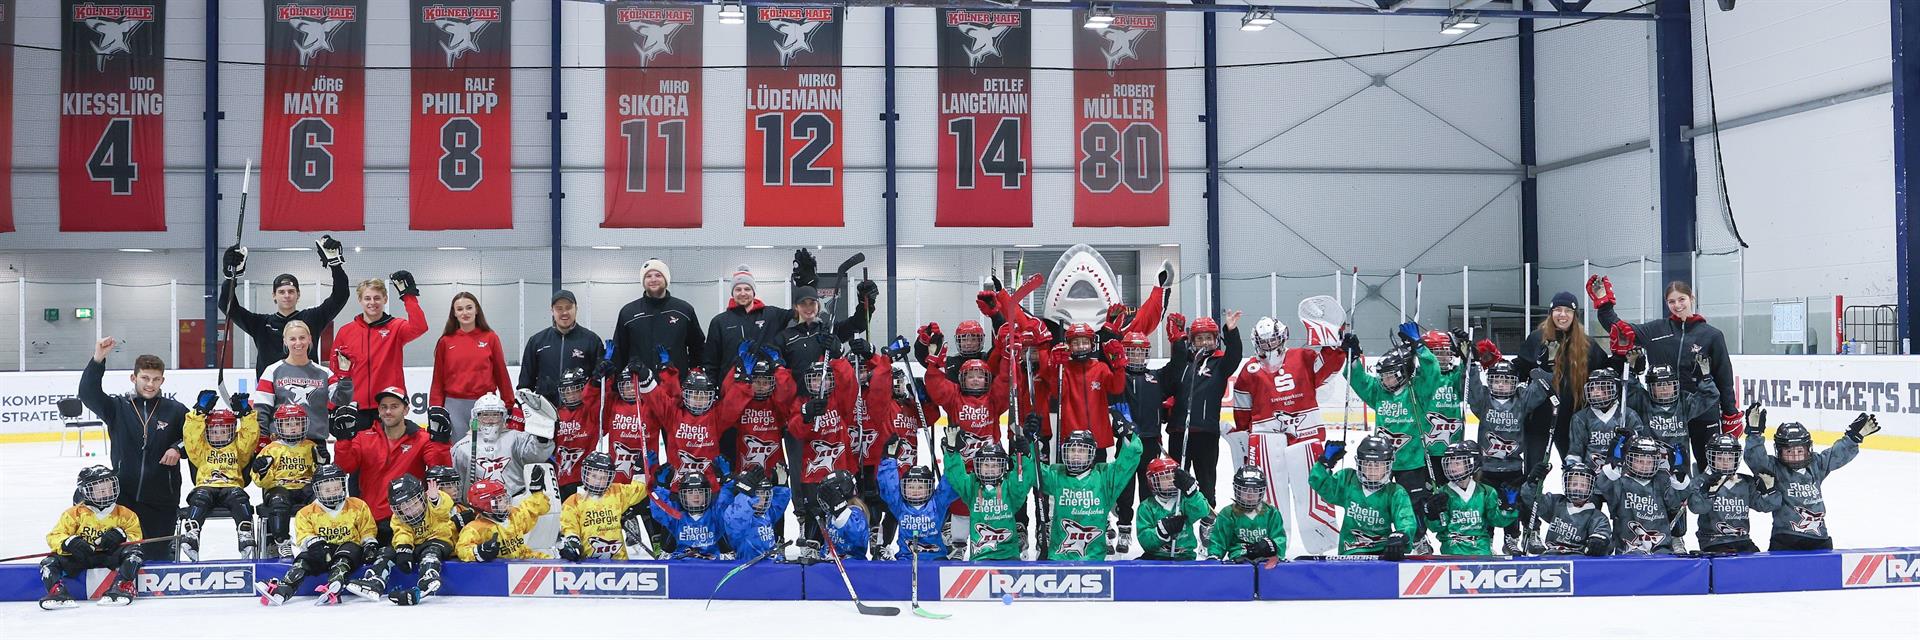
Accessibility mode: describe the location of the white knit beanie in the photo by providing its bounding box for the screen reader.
[641,258,671,287]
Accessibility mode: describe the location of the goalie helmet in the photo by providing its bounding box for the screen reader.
[1252,316,1289,356]
[682,369,718,416]
[1355,434,1395,491]
[473,392,509,440]
[558,367,589,409]
[1231,466,1267,511]
[272,403,308,443]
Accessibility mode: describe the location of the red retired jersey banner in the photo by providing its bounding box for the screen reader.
[408,0,510,230]
[0,0,15,232]
[744,6,842,227]
[59,0,165,231]
[1072,11,1168,227]
[935,9,1031,228]
[261,1,366,231]
[603,2,701,228]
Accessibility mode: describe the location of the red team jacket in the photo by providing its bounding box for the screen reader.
[430,328,516,414]
[923,356,1012,463]
[334,422,451,521]
[851,355,937,468]
[1231,345,1348,437]
[334,294,428,409]
[600,377,657,484]
[787,358,860,484]
[721,370,796,472]
[552,383,603,487]
[640,368,751,480]
[1038,346,1129,448]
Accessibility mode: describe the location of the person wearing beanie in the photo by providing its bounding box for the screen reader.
[217,235,352,376]
[1512,290,1616,470]
[518,289,605,405]
[705,264,795,375]
[612,257,705,374]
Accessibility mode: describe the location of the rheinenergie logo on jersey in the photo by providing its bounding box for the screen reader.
[939,566,1112,601]
[507,564,668,598]
[1398,562,1573,598]
[85,563,254,598]
[1842,552,1920,588]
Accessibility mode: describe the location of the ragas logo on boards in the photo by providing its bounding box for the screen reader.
[1399,562,1573,598]
[939,566,1112,601]
[1842,552,1920,588]
[85,563,254,598]
[507,564,668,598]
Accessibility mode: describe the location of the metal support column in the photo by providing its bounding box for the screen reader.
[1519,0,1540,308]
[1201,1,1223,318]
[883,7,900,337]
[1895,0,1918,353]
[1654,0,1697,287]
[202,0,224,367]
[548,0,566,288]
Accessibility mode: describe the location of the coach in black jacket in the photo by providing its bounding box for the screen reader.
[79,337,188,561]
[519,289,605,402]
[612,258,704,373]
[1592,278,1737,470]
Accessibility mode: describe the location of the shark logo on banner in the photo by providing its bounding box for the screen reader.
[426,6,496,67]
[956,23,1009,68]
[1096,27,1146,72]
[84,17,141,70]
[626,20,681,66]
[60,1,166,231]
[287,20,343,65]
[767,20,822,67]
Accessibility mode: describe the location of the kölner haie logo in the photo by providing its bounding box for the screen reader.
[86,563,256,598]
[939,566,1113,601]
[74,3,156,72]
[757,7,834,67]
[616,6,693,67]
[422,4,503,67]
[946,10,1021,70]
[277,4,358,67]
[508,564,669,598]
[1399,562,1574,598]
[1841,552,1920,588]
[1092,14,1157,73]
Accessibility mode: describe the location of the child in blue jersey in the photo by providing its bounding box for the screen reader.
[877,436,959,560]
[721,465,793,560]
[796,470,869,561]
[652,472,731,560]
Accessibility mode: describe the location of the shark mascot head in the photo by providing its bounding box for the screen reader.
[1044,244,1126,329]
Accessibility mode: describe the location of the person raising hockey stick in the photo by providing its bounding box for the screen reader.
[218,235,350,377]
[1309,434,1418,559]
[178,393,262,560]
[1466,357,1556,555]
[257,404,325,557]
[724,351,795,475]
[1344,325,1443,552]
[1593,435,1688,555]
[1134,457,1212,560]
[456,470,554,562]
[1686,434,1781,553]
[1418,331,1471,503]
[1230,313,1348,556]
[795,470,869,561]
[258,465,377,605]
[346,476,456,605]
[943,432,1037,560]
[1038,413,1144,560]
[1743,405,1874,551]
[39,466,145,609]
[1426,441,1518,556]
[604,361,661,484]
[1520,459,1612,556]
[557,452,654,562]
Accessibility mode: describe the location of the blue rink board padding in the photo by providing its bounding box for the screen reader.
[802,560,1254,602]
[2,548,1914,601]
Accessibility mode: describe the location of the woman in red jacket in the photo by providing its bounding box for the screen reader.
[431,291,515,442]
[335,274,428,428]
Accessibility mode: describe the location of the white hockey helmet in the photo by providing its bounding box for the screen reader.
[1252,316,1289,355]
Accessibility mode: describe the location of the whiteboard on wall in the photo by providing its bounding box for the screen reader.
[1771,300,1806,345]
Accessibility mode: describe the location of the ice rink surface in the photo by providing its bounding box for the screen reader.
[4,440,1916,639]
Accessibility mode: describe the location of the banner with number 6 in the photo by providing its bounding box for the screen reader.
[1072,10,1168,228]
[603,1,702,228]
[408,0,512,230]
[59,0,166,231]
[261,0,366,231]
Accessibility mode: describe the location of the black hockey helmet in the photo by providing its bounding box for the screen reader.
[748,355,779,400]
[1441,441,1482,483]
[313,464,351,510]
[1561,456,1595,505]
[1773,422,1815,470]
[1375,347,1415,392]
[902,465,938,505]
[682,369,719,416]
[804,359,836,397]
[582,451,616,496]
[974,442,1010,483]
[819,470,857,507]
[1585,369,1622,411]
[1646,365,1680,405]
[77,465,118,511]
[676,472,713,514]
[1355,434,1395,491]
[389,475,428,528]
[1623,436,1663,479]
[1231,466,1267,511]
[425,465,460,493]
[1706,434,1742,475]
[1061,430,1098,475]
[1487,360,1520,398]
[558,367,589,408]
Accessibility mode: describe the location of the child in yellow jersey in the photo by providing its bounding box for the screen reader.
[258,465,378,606]
[39,466,145,609]
[457,467,554,561]
[346,476,456,605]
[558,452,652,561]
[179,395,262,560]
[256,403,325,557]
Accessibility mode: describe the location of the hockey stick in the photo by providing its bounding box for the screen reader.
[910,542,950,619]
[214,160,254,401]
[817,514,900,616]
[1294,553,1512,562]
[1024,346,1051,560]
[1337,268,1358,446]
[2,535,185,563]
[704,540,789,611]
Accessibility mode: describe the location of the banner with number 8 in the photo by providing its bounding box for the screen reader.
[407,0,513,230]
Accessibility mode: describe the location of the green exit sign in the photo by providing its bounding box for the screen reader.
[42,308,58,322]
[73,308,94,319]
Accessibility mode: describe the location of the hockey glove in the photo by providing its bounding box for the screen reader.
[1396,322,1423,349]
[230,392,252,416]
[1197,516,1217,546]
[1583,534,1611,557]
[527,465,550,494]
[857,279,879,310]
[1756,472,1777,494]
[916,322,941,346]
[1720,411,1746,438]
[388,270,420,298]
[392,544,417,573]
[1341,332,1363,361]
[1669,445,1686,472]
[316,234,346,268]
[1154,513,1190,541]
[222,245,249,279]
[1173,468,1199,496]
[1022,414,1043,441]
[475,537,502,562]
[1421,493,1450,522]
[1585,275,1616,308]
[976,291,1001,319]
[594,358,617,382]
[886,335,912,360]
[1449,328,1470,360]
[558,536,584,562]
[62,536,98,563]
[848,338,872,359]
[1244,538,1279,560]
[250,455,275,476]
[1317,442,1347,468]
[1847,413,1880,442]
[1627,347,1648,376]
[1474,339,1502,368]
[1382,532,1409,561]
[1498,487,1521,511]
[802,398,828,424]
[1526,462,1552,485]
[1608,321,1636,357]
[1165,313,1188,343]
[328,405,365,441]
[193,390,220,415]
[791,249,818,288]
[425,406,453,444]
[942,426,962,453]
[1744,402,1766,437]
